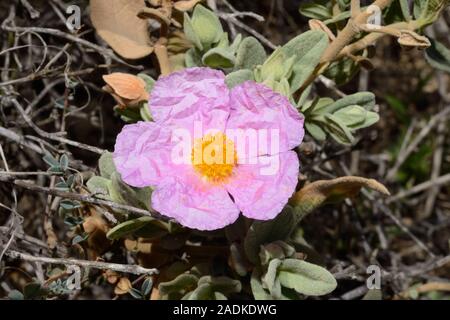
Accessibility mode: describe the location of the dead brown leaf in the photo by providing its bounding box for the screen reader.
[90,0,154,59]
[114,277,132,295]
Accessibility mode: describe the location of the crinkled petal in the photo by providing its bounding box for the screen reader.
[226,81,304,160]
[225,151,299,220]
[151,171,240,231]
[113,121,173,188]
[149,67,230,135]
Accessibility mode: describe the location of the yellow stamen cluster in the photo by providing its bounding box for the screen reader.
[191,133,237,183]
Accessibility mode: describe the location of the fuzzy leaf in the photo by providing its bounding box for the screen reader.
[202,47,235,68]
[106,216,154,240]
[278,259,337,296]
[251,268,272,300]
[281,30,329,93]
[90,0,153,59]
[189,5,223,48]
[305,122,326,141]
[225,69,254,88]
[98,152,116,179]
[244,206,296,264]
[159,274,199,296]
[234,37,267,70]
[86,176,110,195]
[289,176,390,223]
[425,39,450,73]
[299,3,332,20]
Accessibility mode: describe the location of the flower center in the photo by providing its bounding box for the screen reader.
[191,132,237,183]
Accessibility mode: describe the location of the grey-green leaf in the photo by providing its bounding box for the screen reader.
[106,216,154,240]
[299,3,332,20]
[202,47,235,68]
[305,122,327,141]
[234,36,267,70]
[225,69,254,88]
[278,259,337,296]
[159,273,199,296]
[98,151,116,179]
[86,176,110,195]
[244,206,296,264]
[283,31,329,93]
[425,38,450,73]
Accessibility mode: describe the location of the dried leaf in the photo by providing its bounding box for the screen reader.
[103,73,148,101]
[90,0,153,59]
[114,277,132,295]
[308,19,335,41]
[174,0,202,12]
[289,176,390,222]
[398,30,431,49]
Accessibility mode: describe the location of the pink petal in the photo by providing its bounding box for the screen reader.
[149,67,230,135]
[226,81,304,160]
[151,172,240,231]
[113,121,173,188]
[225,151,299,220]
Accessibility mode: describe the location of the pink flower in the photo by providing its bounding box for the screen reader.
[113,68,304,230]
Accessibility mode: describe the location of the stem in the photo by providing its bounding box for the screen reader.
[154,39,172,76]
[4,250,158,275]
[320,0,394,63]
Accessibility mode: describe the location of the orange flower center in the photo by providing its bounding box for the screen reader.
[191,133,237,183]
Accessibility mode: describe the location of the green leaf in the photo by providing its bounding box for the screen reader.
[159,274,199,296]
[59,154,69,171]
[349,111,379,130]
[322,113,355,145]
[333,105,368,127]
[187,283,213,300]
[278,259,337,296]
[262,259,283,298]
[362,289,382,300]
[185,48,203,67]
[425,38,450,73]
[244,206,296,264]
[129,288,143,299]
[8,290,24,300]
[183,13,203,50]
[98,151,116,179]
[299,3,332,20]
[415,0,450,26]
[137,73,155,92]
[202,47,235,68]
[250,268,272,300]
[24,282,46,299]
[399,0,412,21]
[282,30,329,93]
[190,5,223,48]
[324,56,360,86]
[86,176,110,195]
[234,36,267,70]
[319,92,376,114]
[109,172,152,210]
[305,122,327,141]
[141,278,153,297]
[198,276,242,295]
[106,216,155,240]
[42,153,59,168]
[225,69,254,88]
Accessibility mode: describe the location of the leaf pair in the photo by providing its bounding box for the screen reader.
[301,92,379,145]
